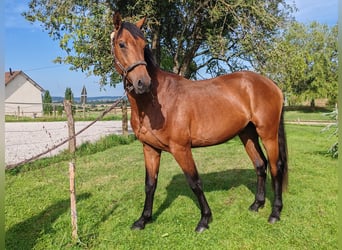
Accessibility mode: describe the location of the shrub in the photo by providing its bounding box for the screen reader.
[322,106,338,158]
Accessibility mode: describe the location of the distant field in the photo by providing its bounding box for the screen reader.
[5,124,337,249]
[5,107,126,122]
[6,106,335,123]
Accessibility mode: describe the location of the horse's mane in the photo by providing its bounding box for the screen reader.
[119,22,158,69]
[120,22,145,40]
[144,46,158,69]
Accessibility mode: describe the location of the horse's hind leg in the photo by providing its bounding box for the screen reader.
[239,123,267,212]
[257,123,284,223]
[261,137,283,223]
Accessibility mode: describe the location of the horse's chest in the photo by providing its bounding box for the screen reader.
[131,117,168,150]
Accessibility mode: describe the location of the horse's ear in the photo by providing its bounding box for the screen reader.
[136,16,146,30]
[113,11,122,31]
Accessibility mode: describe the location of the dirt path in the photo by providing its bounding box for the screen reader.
[5,121,132,166]
[285,120,335,126]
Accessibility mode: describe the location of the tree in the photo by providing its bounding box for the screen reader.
[64,87,75,114]
[257,21,338,106]
[64,87,74,102]
[42,90,53,115]
[23,0,294,84]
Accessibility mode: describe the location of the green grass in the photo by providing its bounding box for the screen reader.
[5,125,337,249]
[284,107,334,121]
[7,134,136,174]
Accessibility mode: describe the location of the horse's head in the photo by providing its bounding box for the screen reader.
[111,12,151,94]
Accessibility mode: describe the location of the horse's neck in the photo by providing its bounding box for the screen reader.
[148,67,181,93]
[127,68,164,112]
[127,65,181,109]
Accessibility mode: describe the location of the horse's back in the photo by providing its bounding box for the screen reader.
[170,71,283,146]
[180,70,283,117]
[212,71,284,120]
[218,71,282,98]
[227,71,284,131]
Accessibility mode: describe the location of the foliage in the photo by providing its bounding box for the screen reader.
[64,87,75,114]
[322,106,338,158]
[23,0,294,83]
[42,90,53,115]
[5,125,337,249]
[258,21,338,106]
[64,87,74,102]
[57,105,64,116]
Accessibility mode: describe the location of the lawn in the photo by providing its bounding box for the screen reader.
[284,111,334,122]
[5,125,338,249]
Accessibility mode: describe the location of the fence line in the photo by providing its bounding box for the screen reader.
[6,96,126,170]
[5,100,131,118]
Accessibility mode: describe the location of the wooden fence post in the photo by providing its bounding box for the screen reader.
[17,106,20,120]
[64,100,78,242]
[64,100,76,154]
[69,162,78,241]
[53,104,56,118]
[122,99,128,136]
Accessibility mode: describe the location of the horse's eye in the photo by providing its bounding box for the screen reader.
[119,42,126,48]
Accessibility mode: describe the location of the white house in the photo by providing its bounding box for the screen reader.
[5,70,45,117]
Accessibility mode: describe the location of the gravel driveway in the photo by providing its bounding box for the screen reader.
[5,121,132,166]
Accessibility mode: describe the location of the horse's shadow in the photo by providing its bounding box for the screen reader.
[5,192,91,250]
[153,169,273,220]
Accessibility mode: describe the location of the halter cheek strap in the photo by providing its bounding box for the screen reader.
[111,32,147,92]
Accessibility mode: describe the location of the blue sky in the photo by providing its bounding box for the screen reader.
[4,0,338,97]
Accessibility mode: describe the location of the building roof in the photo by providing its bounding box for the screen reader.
[5,70,45,92]
[5,70,21,85]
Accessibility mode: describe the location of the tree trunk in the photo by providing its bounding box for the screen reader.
[310,99,316,111]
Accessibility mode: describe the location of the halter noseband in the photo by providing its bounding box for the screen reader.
[111,32,147,92]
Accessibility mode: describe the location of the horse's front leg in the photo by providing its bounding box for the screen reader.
[131,144,161,230]
[172,145,212,233]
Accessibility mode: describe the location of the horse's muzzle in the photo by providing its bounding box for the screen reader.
[133,77,151,94]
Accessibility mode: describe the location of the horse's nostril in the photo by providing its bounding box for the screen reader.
[134,78,151,94]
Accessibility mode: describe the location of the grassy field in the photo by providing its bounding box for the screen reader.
[5,124,337,249]
[284,107,334,122]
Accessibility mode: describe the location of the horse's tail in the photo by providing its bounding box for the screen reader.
[278,107,288,191]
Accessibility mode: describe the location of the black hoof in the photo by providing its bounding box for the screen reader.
[249,200,265,212]
[195,223,209,233]
[131,221,145,230]
[195,215,212,233]
[268,215,280,224]
[131,217,152,230]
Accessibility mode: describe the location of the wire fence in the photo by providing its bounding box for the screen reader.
[5,101,131,120]
[5,97,127,169]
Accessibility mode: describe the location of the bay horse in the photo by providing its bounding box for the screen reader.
[110,12,288,232]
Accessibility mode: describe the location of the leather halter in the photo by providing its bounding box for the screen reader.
[111,32,147,92]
